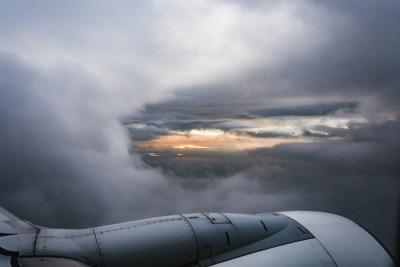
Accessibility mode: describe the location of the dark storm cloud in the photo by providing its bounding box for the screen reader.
[229,0,400,100]
[139,149,255,179]
[252,103,358,117]
[125,120,232,132]
[0,52,398,256]
[126,125,169,141]
[245,121,400,252]
[0,54,126,227]
[301,126,347,139]
[130,0,400,123]
[250,121,399,176]
[241,120,400,140]
[125,120,234,142]
[234,131,293,138]
[0,54,193,228]
[134,99,358,122]
[126,101,358,142]
[1,0,399,259]
[136,0,400,115]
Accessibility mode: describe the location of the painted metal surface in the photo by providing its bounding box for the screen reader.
[280,211,395,267]
[0,255,12,267]
[183,213,314,266]
[0,207,396,267]
[203,213,230,224]
[0,207,20,222]
[94,215,198,267]
[0,234,37,256]
[34,228,103,267]
[212,238,337,267]
[19,257,91,267]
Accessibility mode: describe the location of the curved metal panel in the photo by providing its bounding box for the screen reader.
[183,213,314,266]
[19,257,92,267]
[34,228,103,267]
[94,215,198,267]
[211,239,336,267]
[203,213,230,224]
[0,207,38,236]
[0,255,12,267]
[280,211,395,267]
[211,213,314,264]
[0,234,36,256]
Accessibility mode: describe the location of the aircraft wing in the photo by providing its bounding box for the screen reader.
[0,207,37,235]
[0,207,37,267]
[0,207,20,221]
[1,207,91,267]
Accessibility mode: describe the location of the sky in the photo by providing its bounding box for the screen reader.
[0,0,399,257]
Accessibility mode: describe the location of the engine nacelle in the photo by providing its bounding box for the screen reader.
[0,208,396,267]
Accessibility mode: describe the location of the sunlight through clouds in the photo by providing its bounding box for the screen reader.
[0,0,398,256]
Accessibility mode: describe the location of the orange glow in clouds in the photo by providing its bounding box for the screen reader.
[138,130,307,152]
[145,152,160,157]
[172,145,213,149]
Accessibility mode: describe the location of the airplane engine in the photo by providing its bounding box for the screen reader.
[0,207,396,267]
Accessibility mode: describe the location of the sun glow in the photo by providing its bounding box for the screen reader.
[145,153,160,157]
[137,129,307,152]
[189,129,224,136]
[172,145,213,149]
[135,116,357,152]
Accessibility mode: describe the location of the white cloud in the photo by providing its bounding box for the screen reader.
[0,0,398,254]
[0,0,342,104]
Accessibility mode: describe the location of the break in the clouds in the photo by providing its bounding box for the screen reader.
[0,0,399,258]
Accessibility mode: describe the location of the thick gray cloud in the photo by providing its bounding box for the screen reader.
[0,0,399,259]
[127,125,170,141]
[129,0,400,120]
[131,99,359,122]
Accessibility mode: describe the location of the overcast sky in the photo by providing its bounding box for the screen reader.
[0,0,399,257]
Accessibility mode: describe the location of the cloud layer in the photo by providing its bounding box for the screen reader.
[0,0,399,257]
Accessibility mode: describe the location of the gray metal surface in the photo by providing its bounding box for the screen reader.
[34,228,103,267]
[0,234,37,256]
[280,211,395,267]
[0,207,38,236]
[19,257,92,267]
[0,255,12,267]
[0,207,20,222]
[183,212,314,266]
[94,215,198,267]
[212,238,337,267]
[12,212,311,267]
[203,213,230,224]
[0,206,395,267]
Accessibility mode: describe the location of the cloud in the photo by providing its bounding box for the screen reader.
[0,0,399,258]
[127,125,170,141]
[0,53,398,255]
[133,98,359,122]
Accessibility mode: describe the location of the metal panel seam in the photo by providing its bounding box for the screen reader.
[276,213,338,267]
[214,238,316,266]
[311,237,339,267]
[33,228,40,256]
[220,213,232,224]
[350,218,397,265]
[92,228,106,267]
[180,215,200,263]
[202,213,213,224]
